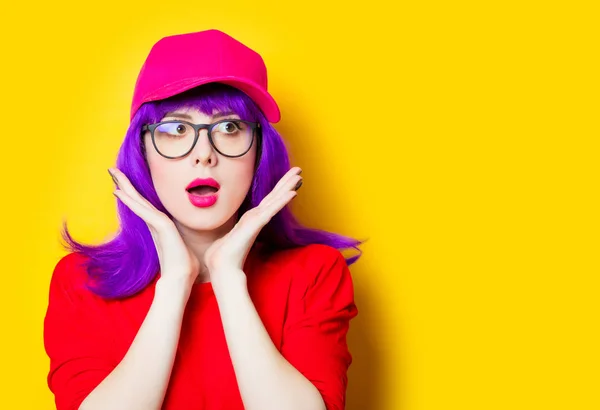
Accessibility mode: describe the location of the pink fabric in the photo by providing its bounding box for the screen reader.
[130,29,280,122]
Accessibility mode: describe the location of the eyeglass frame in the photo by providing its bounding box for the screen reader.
[141,119,261,159]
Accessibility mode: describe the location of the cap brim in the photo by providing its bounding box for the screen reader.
[136,76,281,123]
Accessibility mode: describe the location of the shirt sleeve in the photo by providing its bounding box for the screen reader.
[43,253,117,410]
[281,245,359,410]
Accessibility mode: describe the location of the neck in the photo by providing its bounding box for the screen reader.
[173,214,238,284]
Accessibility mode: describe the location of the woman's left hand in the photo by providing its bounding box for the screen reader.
[204,167,303,277]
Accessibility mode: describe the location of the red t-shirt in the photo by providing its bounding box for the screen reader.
[43,243,358,410]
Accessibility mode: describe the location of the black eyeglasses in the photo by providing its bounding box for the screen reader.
[142,119,260,159]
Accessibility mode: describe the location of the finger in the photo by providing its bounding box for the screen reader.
[109,167,156,209]
[261,173,302,209]
[227,189,297,252]
[275,166,302,190]
[244,191,297,236]
[268,190,298,216]
[259,167,302,206]
[262,167,302,204]
[256,186,298,225]
[113,189,166,227]
[228,169,301,249]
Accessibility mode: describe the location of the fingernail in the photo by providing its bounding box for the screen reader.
[294,180,303,191]
[297,169,302,175]
[108,169,119,187]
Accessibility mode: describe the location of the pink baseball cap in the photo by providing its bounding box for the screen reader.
[130,29,280,123]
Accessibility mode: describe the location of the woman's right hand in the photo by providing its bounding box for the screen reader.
[108,167,201,287]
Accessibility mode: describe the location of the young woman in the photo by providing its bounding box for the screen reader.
[43,29,363,410]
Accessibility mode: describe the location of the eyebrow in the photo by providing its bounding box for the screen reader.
[164,110,238,121]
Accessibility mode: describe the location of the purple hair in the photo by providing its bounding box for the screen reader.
[60,83,364,299]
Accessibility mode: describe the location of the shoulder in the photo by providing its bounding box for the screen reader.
[272,245,357,324]
[267,244,351,290]
[47,252,94,302]
[273,243,345,265]
[268,243,346,271]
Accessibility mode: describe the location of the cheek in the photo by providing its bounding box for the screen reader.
[224,149,257,197]
[240,146,258,183]
[143,138,172,192]
[143,134,257,206]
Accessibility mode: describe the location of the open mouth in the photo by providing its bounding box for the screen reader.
[187,185,219,196]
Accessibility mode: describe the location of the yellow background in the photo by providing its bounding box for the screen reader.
[1,1,598,409]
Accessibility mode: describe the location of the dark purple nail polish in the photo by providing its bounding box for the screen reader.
[108,169,119,187]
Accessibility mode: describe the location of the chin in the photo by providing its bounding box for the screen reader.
[174,214,228,232]
[174,204,238,232]
[185,221,225,232]
[164,190,245,232]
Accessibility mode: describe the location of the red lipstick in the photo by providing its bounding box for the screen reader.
[186,178,220,208]
[186,178,220,191]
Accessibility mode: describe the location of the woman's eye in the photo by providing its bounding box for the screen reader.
[158,123,187,135]
[219,121,240,133]
[173,123,187,134]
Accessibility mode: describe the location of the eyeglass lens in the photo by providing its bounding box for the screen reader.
[153,120,254,157]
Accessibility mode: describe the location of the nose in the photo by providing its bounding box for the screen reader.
[191,129,217,166]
